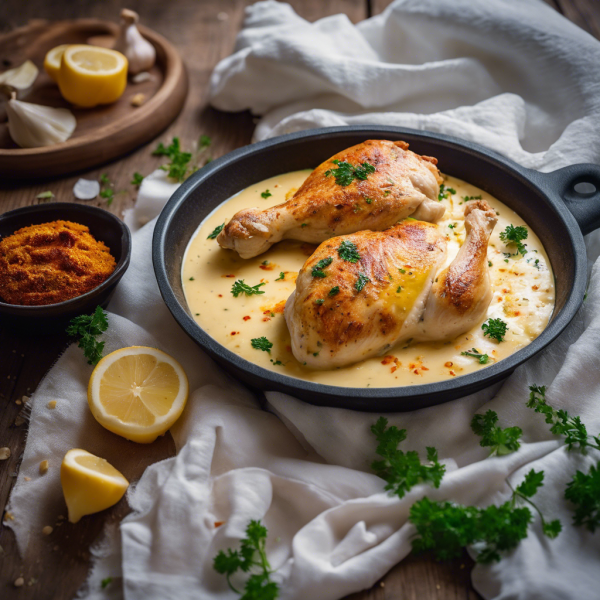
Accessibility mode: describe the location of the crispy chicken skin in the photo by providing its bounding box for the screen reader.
[285,201,497,369]
[217,140,444,258]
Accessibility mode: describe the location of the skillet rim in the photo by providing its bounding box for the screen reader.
[152,125,587,409]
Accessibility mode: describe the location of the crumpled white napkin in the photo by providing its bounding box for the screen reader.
[7,1,600,599]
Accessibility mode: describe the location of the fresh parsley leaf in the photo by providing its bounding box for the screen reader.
[527,385,597,453]
[471,410,522,456]
[198,134,211,149]
[300,223,308,228]
[99,173,110,185]
[36,190,55,200]
[565,462,600,532]
[488,260,493,267]
[207,223,225,239]
[365,197,373,204]
[131,172,144,186]
[338,240,361,263]
[461,348,490,364]
[100,187,115,206]
[311,257,333,278]
[231,280,266,297]
[371,417,446,499]
[324,159,376,186]
[270,359,284,366]
[66,306,108,365]
[482,318,508,342]
[276,272,285,281]
[448,223,456,229]
[213,519,279,598]
[261,189,272,199]
[314,299,325,305]
[396,286,402,293]
[154,137,194,182]
[438,184,456,201]
[462,195,482,202]
[101,577,113,589]
[500,224,528,256]
[355,273,370,292]
[399,268,406,274]
[328,286,340,297]
[251,337,273,353]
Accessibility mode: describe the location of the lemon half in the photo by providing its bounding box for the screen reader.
[61,448,129,523]
[88,346,189,444]
[58,44,128,107]
[43,44,69,83]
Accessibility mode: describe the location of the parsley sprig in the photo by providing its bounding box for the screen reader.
[66,306,109,365]
[371,417,446,499]
[324,159,376,187]
[231,280,266,297]
[482,318,508,342]
[207,223,225,240]
[213,519,279,599]
[337,240,361,263]
[471,410,522,456]
[461,348,490,364]
[153,135,212,183]
[410,469,560,563]
[251,337,273,353]
[355,273,370,292]
[527,384,600,532]
[500,225,528,256]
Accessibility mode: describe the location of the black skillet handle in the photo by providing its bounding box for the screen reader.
[538,164,600,235]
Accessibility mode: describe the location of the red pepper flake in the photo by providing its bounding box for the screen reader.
[259,264,275,271]
[381,355,395,365]
[286,345,292,353]
[449,370,456,376]
[421,366,429,371]
[230,331,239,336]
[262,317,271,322]
[413,369,420,375]
[444,361,453,368]
[218,294,223,298]
[243,316,251,321]
[222,274,235,278]
[532,285,539,291]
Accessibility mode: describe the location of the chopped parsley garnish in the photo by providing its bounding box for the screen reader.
[131,172,144,187]
[482,318,508,342]
[399,268,406,274]
[328,286,340,297]
[66,306,109,365]
[300,223,308,227]
[199,134,211,149]
[338,240,361,263]
[99,173,116,206]
[207,223,224,239]
[365,197,373,204]
[324,159,376,187]
[462,195,482,202]
[461,348,490,364]
[438,184,456,201]
[471,410,522,455]
[396,286,402,293]
[488,260,493,267]
[384,190,391,196]
[276,272,285,281]
[500,224,528,255]
[261,189,272,199]
[270,359,284,366]
[36,190,55,200]
[565,463,600,533]
[315,299,325,305]
[311,257,333,278]
[355,273,370,292]
[371,417,446,499]
[101,577,113,589]
[213,519,279,598]
[448,223,456,229]
[189,277,194,281]
[250,337,273,353]
[231,280,266,297]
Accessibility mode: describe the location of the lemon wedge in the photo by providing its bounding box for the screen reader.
[58,45,128,107]
[88,346,188,443]
[43,44,69,83]
[61,449,129,523]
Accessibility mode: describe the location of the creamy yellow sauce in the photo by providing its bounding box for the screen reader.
[182,171,555,388]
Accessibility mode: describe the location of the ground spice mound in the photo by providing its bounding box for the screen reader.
[0,220,116,305]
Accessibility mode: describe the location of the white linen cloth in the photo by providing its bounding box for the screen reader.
[6,1,600,599]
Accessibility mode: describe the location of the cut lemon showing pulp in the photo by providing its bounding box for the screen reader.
[61,449,129,523]
[43,44,69,83]
[88,346,188,443]
[58,45,128,107]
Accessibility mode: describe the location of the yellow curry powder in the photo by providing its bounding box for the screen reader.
[0,220,116,306]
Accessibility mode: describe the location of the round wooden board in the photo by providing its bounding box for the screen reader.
[0,19,188,179]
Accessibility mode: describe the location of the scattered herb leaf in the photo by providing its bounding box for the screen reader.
[328,286,340,297]
[66,306,108,365]
[471,410,522,455]
[355,273,370,292]
[207,223,225,239]
[261,189,272,199]
[311,257,333,278]
[251,337,273,353]
[461,348,490,364]
[438,184,456,201]
[324,159,376,187]
[500,225,528,256]
[338,240,361,263]
[482,318,508,342]
[231,280,266,297]
[276,272,285,281]
[131,172,144,187]
[36,191,55,200]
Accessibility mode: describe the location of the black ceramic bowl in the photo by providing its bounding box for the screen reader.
[153,126,600,412]
[0,202,131,334]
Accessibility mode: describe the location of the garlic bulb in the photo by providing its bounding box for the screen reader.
[0,60,38,90]
[6,93,76,148]
[114,9,156,75]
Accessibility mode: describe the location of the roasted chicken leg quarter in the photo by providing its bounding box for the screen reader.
[218,140,444,258]
[284,201,498,369]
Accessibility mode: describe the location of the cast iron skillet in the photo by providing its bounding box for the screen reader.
[153,126,600,412]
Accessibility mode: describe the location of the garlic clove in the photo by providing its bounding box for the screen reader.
[73,178,100,200]
[6,95,76,148]
[0,60,39,90]
[114,9,156,76]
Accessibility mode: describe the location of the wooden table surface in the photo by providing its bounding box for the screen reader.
[1,1,598,598]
